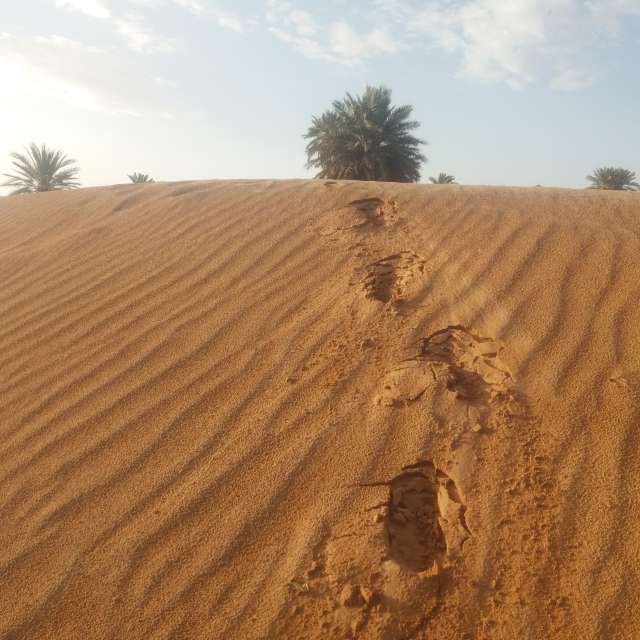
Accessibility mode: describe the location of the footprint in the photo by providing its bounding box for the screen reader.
[387,462,445,572]
[363,251,425,304]
[274,461,469,637]
[315,196,400,237]
[387,461,469,572]
[349,197,398,228]
[376,326,515,427]
[419,326,512,408]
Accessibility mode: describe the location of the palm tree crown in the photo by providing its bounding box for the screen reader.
[128,172,154,184]
[586,167,639,191]
[2,143,80,195]
[304,86,427,183]
[429,172,456,184]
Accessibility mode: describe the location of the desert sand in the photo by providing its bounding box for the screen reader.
[1,179,639,639]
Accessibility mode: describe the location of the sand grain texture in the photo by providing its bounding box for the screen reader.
[1,180,639,639]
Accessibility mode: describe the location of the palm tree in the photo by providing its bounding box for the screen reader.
[128,172,154,184]
[304,86,426,183]
[429,172,456,184]
[2,143,80,195]
[586,167,639,191]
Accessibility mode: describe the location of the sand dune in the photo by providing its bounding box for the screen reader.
[1,180,639,640]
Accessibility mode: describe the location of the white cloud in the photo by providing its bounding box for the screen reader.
[267,0,335,61]
[266,0,396,64]
[34,34,83,48]
[55,0,177,52]
[0,31,171,118]
[0,49,118,113]
[115,16,176,53]
[262,0,640,87]
[403,4,461,52]
[267,1,318,35]
[329,21,398,61]
[288,9,318,35]
[55,0,111,19]
[212,10,246,32]
[33,34,104,52]
[588,0,640,29]
[550,66,595,91]
[171,0,247,32]
[268,26,335,61]
[49,0,640,88]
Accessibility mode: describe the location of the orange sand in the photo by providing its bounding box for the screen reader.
[1,180,639,639]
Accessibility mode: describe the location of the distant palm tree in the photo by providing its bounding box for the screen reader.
[128,172,154,184]
[2,143,80,195]
[429,172,457,184]
[304,85,426,183]
[586,167,639,191]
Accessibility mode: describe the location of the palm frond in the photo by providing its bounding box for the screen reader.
[304,86,427,183]
[586,167,639,191]
[128,172,154,184]
[2,143,80,194]
[429,172,457,184]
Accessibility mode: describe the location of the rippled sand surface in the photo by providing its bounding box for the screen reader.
[1,180,639,639]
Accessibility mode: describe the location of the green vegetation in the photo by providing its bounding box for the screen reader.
[586,167,639,191]
[128,173,154,184]
[2,143,80,195]
[304,86,426,183]
[429,172,457,184]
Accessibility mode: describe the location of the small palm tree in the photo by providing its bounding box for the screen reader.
[304,86,426,183]
[586,167,639,191]
[2,143,80,195]
[128,172,154,184]
[429,172,457,184]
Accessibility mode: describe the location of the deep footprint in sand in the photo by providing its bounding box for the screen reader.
[387,461,470,571]
[275,460,470,639]
[363,251,426,304]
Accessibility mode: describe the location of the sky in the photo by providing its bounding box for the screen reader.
[1,0,639,192]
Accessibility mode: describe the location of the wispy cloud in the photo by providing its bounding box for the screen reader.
[33,34,105,52]
[0,48,122,114]
[55,0,178,53]
[396,0,598,89]
[43,0,640,89]
[266,0,397,64]
[171,0,248,32]
[329,21,398,60]
[266,0,640,88]
[115,15,177,53]
[56,0,111,19]
[0,31,171,117]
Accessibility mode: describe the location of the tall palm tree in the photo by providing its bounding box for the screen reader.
[2,143,80,195]
[429,172,457,184]
[586,167,639,191]
[304,86,427,183]
[128,172,154,184]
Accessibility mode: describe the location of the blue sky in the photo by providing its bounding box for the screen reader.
[1,0,639,192]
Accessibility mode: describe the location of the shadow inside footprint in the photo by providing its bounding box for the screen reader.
[387,462,445,572]
[363,251,425,304]
[386,461,471,571]
[349,197,385,207]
